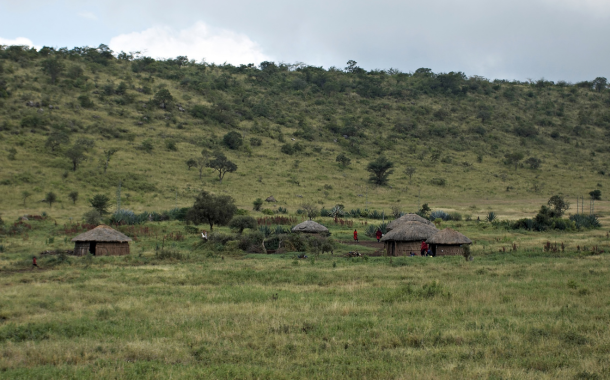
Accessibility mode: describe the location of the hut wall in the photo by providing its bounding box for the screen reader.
[95,242,130,256]
[434,244,464,256]
[385,241,421,256]
[74,242,89,256]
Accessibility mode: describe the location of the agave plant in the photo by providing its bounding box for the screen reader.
[330,205,345,218]
[486,211,497,223]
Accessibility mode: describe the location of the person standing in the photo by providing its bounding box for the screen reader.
[375,229,382,243]
[32,256,39,269]
[420,240,427,256]
[353,229,359,243]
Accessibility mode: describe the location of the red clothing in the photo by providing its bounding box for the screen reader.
[353,231,358,240]
[421,241,428,251]
[376,230,382,239]
[33,257,37,265]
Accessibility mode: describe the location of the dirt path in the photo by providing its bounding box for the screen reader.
[340,240,384,249]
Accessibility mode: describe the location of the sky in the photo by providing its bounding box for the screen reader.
[0,0,609,82]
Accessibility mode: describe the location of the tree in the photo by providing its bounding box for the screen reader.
[186,158,197,170]
[223,131,243,150]
[590,189,602,200]
[45,192,57,207]
[102,148,118,174]
[229,215,257,234]
[525,157,541,169]
[366,156,394,186]
[22,191,31,207]
[547,195,570,217]
[336,153,351,168]
[45,131,70,152]
[207,152,237,183]
[404,166,416,183]
[593,77,607,92]
[504,152,524,170]
[186,190,237,231]
[253,198,263,211]
[153,88,173,109]
[69,191,79,205]
[65,144,87,171]
[300,203,319,220]
[90,194,111,215]
[41,57,64,84]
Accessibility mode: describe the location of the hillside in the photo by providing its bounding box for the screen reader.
[1,44,609,221]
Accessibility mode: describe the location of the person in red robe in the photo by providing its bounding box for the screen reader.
[420,240,428,256]
[375,229,382,242]
[353,229,358,242]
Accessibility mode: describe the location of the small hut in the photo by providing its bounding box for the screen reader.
[71,225,132,256]
[386,213,434,231]
[380,221,439,256]
[291,220,329,234]
[265,196,277,202]
[426,228,472,256]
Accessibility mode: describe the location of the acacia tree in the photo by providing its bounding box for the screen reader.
[22,191,31,207]
[300,203,319,220]
[547,195,570,217]
[45,192,57,207]
[404,166,416,183]
[504,152,524,170]
[45,131,70,152]
[228,215,257,234]
[186,190,237,231]
[69,191,79,205]
[336,153,351,168]
[65,145,87,171]
[207,152,237,183]
[366,156,394,186]
[90,194,111,215]
[41,58,64,84]
[153,88,173,109]
[102,148,118,174]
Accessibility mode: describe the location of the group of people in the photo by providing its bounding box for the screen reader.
[352,229,384,243]
[419,240,435,257]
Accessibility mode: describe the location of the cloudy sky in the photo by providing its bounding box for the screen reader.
[1,0,609,81]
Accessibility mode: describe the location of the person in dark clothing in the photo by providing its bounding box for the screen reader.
[375,229,382,243]
[420,240,428,256]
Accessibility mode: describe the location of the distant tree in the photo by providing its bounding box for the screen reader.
[223,131,243,150]
[477,106,492,123]
[22,190,31,207]
[207,152,237,183]
[253,198,263,211]
[83,210,102,225]
[336,153,351,168]
[547,195,570,217]
[45,131,70,152]
[45,192,57,208]
[590,189,602,200]
[64,145,87,171]
[525,157,541,169]
[404,166,416,183]
[90,194,111,215]
[300,203,319,220]
[41,58,64,84]
[186,158,197,170]
[153,88,173,109]
[229,215,257,234]
[69,191,79,205]
[366,156,394,186]
[417,203,431,218]
[504,152,524,170]
[186,190,237,231]
[593,77,607,92]
[102,148,118,174]
[116,82,128,95]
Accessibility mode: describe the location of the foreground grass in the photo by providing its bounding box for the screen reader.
[1,251,609,379]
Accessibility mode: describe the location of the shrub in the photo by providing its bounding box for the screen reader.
[430,178,446,186]
[365,223,388,237]
[250,137,262,147]
[165,139,178,151]
[228,215,257,233]
[486,211,497,223]
[109,209,148,225]
[223,131,243,150]
[589,189,601,200]
[430,210,450,221]
[449,212,463,221]
[253,198,263,211]
[281,143,294,155]
[261,209,275,215]
[569,214,601,229]
[83,210,102,225]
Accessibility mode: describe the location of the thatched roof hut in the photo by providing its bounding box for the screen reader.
[380,221,439,256]
[291,220,329,234]
[386,213,434,231]
[265,196,277,202]
[426,228,472,256]
[71,225,132,256]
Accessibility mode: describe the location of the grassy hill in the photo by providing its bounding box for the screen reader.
[1,44,609,222]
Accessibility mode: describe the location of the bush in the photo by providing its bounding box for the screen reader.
[430,178,446,186]
[223,131,243,150]
[589,190,601,200]
[229,215,257,233]
[281,143,294,155]
[261,209,275,215]
[109,209,148,225]
[570,214,601,229]
[250,137,262,147]
[83,210,102,225]
[365,223,388,237]
[253,198,263,211]
[430,210,450,221]
[165,139,178,151]
[449,212,462,221]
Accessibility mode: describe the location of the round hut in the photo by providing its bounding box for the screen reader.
[291,220,329,234]
[426,228,472,256]
[386,213,434,231]
[71,225,132,256]
[265,196,277,202]
[380,221,439,256]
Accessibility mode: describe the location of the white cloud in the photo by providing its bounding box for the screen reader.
[0,36,36,47]
[108,22,272,65]
[78,11,97,20]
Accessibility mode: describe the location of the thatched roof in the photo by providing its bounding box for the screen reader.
[265,196,277,202]
[380,221,439,242]
[427,228,472,245]
[71,225,132,242]
[387,213,434,231]
[292,220,329,233]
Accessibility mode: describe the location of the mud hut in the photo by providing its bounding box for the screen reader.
[265,196,277,202]
[380,221,439,256]
[386,213,434,231]
[291,220,329,234]
[426,228,472,256]
[71,225,132,256]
